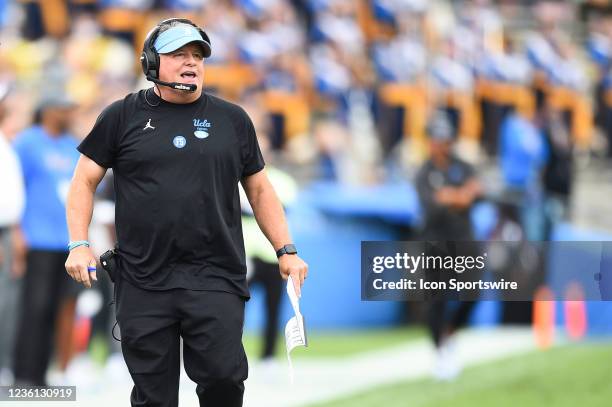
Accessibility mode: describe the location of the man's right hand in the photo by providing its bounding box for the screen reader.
[65,246,97,288]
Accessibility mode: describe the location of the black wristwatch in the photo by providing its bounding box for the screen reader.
[276,244,297,258]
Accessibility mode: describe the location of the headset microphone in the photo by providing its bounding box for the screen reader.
[146,75,197,92]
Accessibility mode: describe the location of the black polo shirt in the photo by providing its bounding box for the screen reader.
[78,89,265,298]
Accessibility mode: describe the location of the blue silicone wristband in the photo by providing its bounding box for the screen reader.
[68,240,90,251]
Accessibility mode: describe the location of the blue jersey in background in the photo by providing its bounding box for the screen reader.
[13,125,79,250]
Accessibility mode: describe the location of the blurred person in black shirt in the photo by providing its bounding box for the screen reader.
[416,110,482,381]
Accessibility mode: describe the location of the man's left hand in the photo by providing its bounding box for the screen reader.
[278,255,308,298]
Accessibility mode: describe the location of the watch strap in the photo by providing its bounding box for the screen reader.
[276,244,297,258]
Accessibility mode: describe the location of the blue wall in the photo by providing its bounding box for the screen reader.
[245,189,612,337]
[246,201,404,331]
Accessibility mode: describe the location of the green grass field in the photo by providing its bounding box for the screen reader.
[242,327,426,359]
[308,342,612,407]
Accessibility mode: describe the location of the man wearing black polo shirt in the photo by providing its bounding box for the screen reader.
[64,18,308,407]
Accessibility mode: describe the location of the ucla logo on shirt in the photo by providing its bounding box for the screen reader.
[173,135,187,149]
[193,119,212,139]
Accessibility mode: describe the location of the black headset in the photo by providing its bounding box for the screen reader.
[140,18,212,81]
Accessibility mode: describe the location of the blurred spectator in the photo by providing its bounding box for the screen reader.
[587,5,612,157]
[371,4,427,155]
[417,109,482,242]
[12,92,81,386]
[499,108,548,193]
[476,34,532,154]
[201,0,246,64]
[241,131,298,363]
[312,116,350,181]
[525,1,588,108]
[0,83,25,385]
[309,0,374,120]
[415,110,482,381]
[499,104,548,241]
[541,102,574,240]
[21,0,71,40]
[372,28,426,84]
[97,0,152,47]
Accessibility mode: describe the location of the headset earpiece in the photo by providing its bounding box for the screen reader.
[141,26,161,79]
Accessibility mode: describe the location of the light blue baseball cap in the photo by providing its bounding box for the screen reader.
[154,23,211,57]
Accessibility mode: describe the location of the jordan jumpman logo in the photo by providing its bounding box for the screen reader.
[143,119,155,131]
